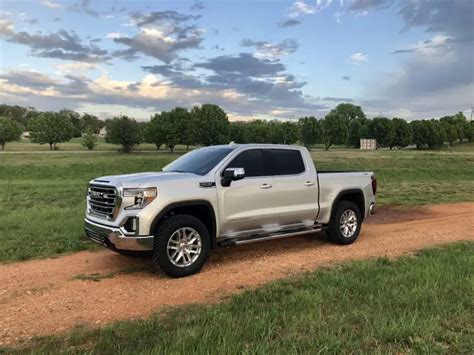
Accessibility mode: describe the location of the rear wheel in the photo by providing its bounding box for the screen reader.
[326,201,362,245]
[152,214,210,277]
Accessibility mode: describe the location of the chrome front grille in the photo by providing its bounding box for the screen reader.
[87,184,118,220]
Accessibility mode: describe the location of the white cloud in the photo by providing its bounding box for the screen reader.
[106,32,123,39]
[316,0,334,11]
[289,0,337,17]
[241,39,298,60]
[55,62,96,75]
[394,35,454,59]
[289,1,315,17]
[40,1,62,9]
[349,52,368,64]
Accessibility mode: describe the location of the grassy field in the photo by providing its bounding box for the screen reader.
[5,242,473,353]
[3,137,161,151]
[0,142,473,262]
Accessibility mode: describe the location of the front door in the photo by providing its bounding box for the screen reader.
[216,149,276,238]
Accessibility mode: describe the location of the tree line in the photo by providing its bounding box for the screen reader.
[0,102,472,151]
[0,104,105,150]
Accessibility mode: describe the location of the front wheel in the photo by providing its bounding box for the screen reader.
[152,214,210,277]
[326,201,362,245]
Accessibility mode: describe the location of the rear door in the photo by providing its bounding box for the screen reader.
[216,149,276,237]
[263,148,319,229]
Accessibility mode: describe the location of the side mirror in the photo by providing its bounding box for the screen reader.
[221,167,245,187]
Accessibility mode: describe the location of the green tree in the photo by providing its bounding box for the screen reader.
[453,112,468,142]
[192,104,229,146]
[0,117,22,150]
[24,109,41,128]
[0,104,29,126]
[368,117,395,148]
[105,116,142,153]
[347,117,369,147]
[160,111,180,152]
[245,120,270,143]
[60,109,81,137]
[281,121,299,144]
[464,121,474,142]
[410,120,429,149]
[144,115,165,150]
[229,121,249,143]
[81,113,104,134]
[330,103,366,122]
[172,107,194,150]
[390,118,412,149]
[441,121,458,145]
[267,121,283,144]
[426,120,446,149]
[267,121,298,144]
[321,113,347,150]
[327,103,366,145]
[298,116,320,148]
[28,112,74,150]
[81,129,97,150]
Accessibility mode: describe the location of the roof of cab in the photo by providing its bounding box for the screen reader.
[208,143,304,150]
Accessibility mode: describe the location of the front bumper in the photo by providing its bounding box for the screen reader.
[84,218,154,251]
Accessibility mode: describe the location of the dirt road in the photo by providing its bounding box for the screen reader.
[1,202,473,346]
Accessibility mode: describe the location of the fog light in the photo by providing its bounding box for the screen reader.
[123,217,138,234]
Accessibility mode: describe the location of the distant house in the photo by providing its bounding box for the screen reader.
[22,131,30,139]
[98,127,107,138]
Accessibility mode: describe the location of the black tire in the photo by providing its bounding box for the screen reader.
[152,214,210,277]
[326,200,362,245]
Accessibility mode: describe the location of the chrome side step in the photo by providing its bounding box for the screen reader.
[218,226,324,247]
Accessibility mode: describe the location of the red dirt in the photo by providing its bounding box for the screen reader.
[0,202,473,346]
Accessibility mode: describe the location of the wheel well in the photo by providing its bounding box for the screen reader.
[151,202,217,248]
[334,190,365,221]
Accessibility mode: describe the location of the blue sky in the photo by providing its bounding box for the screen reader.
[0,0,472,120]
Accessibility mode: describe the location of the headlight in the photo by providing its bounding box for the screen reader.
[123,187,157,210]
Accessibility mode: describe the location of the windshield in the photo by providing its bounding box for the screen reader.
[163,147,235,175]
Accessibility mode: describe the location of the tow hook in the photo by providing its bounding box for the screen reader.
[369,203,376,215]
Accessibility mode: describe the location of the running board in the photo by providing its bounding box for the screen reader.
[218,226,324,247]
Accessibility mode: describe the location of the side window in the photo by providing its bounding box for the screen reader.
[264,149,305,176]
[226,149,265,177]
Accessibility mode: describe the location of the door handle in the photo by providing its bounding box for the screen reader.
[304,181,315,186]
[260,183,273,189]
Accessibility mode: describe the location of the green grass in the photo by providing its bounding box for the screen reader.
[1,143,473,262]
[5,242,473,354]
[4,137,151,151]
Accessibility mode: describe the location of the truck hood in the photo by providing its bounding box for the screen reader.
[91,171,200,188]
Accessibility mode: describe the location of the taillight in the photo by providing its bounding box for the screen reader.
[371,175,377,195]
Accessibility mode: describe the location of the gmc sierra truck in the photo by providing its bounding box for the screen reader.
[85,144,376,277]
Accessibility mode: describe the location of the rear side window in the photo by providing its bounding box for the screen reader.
[264,149,305,176]
[226,149,265,177]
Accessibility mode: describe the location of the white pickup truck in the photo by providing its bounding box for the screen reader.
[85,144,376,277]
